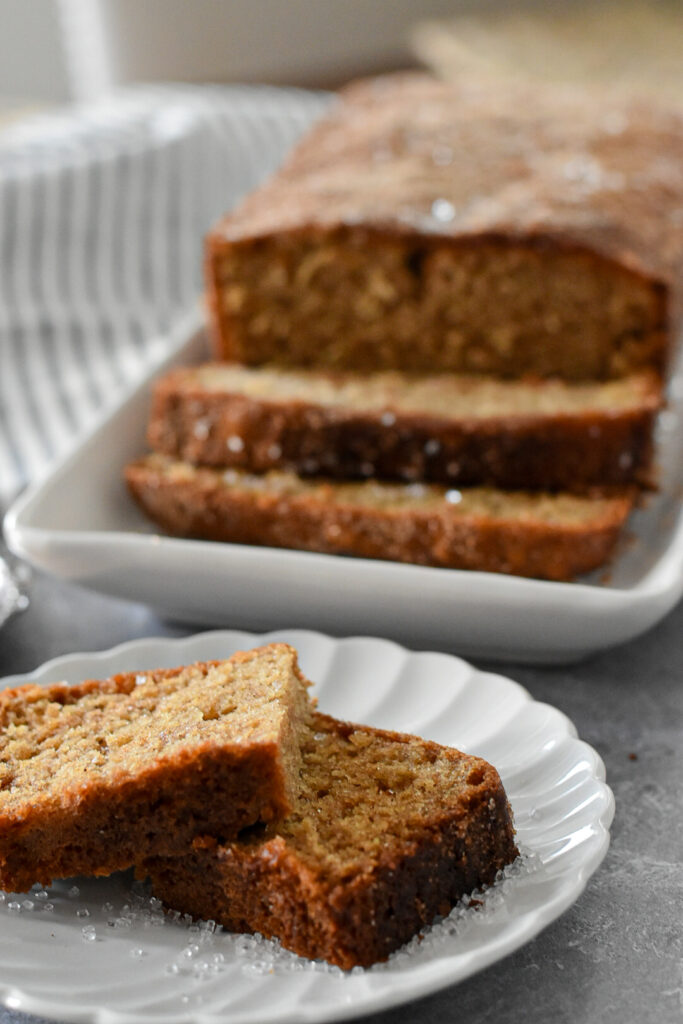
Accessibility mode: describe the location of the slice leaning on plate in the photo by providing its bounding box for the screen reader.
[0,644,312,891]
[125,453,635,581]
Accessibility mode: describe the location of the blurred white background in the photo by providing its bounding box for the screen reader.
[0,0,487,105]
[0,0,67,103]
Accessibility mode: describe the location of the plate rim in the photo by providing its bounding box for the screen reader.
[0,627,615,1024]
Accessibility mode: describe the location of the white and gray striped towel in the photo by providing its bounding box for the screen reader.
[0,84,330,504]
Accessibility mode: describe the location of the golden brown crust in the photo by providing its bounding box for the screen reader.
[125,455,634,581]
[142,713,518,969]
[0,648,312,891]
[206,73,683,379]
[212,72,683,297]
[147,365,660,490]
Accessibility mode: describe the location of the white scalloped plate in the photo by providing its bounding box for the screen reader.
[0,629,613,1024]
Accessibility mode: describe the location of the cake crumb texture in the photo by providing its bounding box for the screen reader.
[143,712,518,968]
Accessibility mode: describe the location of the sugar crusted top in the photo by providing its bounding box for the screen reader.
[212,72,683,297]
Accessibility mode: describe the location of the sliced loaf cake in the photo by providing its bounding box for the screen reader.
[206,73,683,379]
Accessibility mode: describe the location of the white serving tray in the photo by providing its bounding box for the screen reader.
[5,309,683,663]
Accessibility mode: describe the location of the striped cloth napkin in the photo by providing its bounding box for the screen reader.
[0,84,330,504]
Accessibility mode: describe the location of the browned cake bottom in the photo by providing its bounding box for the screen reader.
[142,713,518,968]
[0,646,312,891]
[125,454,635,581]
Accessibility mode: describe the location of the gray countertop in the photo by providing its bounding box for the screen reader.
[0,559,681,1024]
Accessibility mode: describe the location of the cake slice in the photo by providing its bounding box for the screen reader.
[147,363,660,490]
[125,454,635,581]
[0,645,312,891]
[206,73,683,380]
[142,712,518,969]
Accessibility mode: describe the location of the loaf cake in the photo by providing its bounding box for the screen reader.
[206,73,683,379]
[147,363,660,490]
[125,453,634,581]
[142,712,518,968]
[0,645,312,891]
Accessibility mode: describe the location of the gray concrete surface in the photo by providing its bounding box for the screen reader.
[0,558,680,1024]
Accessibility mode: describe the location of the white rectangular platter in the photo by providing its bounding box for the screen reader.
[5,309,683,664]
